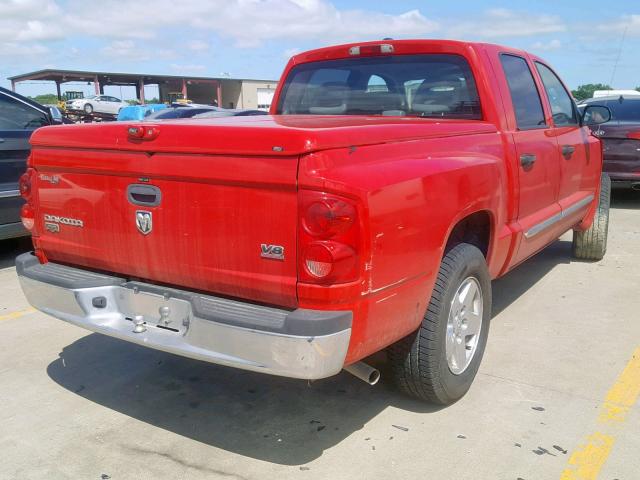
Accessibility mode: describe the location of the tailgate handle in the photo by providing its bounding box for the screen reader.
[127,184,161,206]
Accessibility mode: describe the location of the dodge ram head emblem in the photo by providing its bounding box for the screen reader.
[136,210,153,235]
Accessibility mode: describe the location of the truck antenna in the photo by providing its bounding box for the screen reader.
[608,25,628,89]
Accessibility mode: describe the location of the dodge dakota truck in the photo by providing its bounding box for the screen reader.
[16,40,611,404]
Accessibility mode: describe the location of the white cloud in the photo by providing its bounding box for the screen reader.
[188,40,209,52]
[1,0,61,17]
[0,0,64,42]
[170,63,206,73]
[596,14,640,35]
[100,40,176,62]
[6,0,439,46]
[101,40,150,61]
[449,9,566,39]
[532,39,562,51]
[283,47,301,59]
[0,42,49,57]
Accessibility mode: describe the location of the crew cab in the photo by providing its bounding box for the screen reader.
[17,40,611,404]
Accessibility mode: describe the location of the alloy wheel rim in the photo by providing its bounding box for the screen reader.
[445,276,483,375]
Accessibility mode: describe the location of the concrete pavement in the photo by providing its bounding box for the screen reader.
[0,190,638,480]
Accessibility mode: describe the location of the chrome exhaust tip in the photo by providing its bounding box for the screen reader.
[631,182,640,191]
[344,361,380,385]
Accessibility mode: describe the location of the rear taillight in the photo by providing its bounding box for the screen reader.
[19,165,45,261]
[20,203,35,230]
[19,169,33,200]
[19,168,37,233]
[628,131,640,140]
[299,191,360,284]
[303,198,355,237]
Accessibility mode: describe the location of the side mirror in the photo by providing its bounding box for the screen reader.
[48,107,64,125]
[581,105,611,126]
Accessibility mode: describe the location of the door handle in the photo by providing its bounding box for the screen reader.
[562,145,575,159]
[520,154,536,169]
[0,138,5,143]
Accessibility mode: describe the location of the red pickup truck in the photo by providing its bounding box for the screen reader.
[17,40,611,404]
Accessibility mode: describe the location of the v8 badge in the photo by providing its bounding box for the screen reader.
[261,244,284,260]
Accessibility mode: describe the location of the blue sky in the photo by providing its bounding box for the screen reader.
[2,0,639,99]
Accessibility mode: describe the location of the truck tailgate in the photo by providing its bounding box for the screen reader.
[30,144,299,308]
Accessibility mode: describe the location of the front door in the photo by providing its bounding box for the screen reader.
[534,62,599,224]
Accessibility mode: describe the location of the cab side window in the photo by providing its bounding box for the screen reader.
[0,94,49,130]
[500,54,546,130]
[535,62,578,126]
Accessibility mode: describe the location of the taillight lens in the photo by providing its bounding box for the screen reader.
[19,169,33,200]
[304,241,356,280]
[628,131,640,140]
[21,204,35,230]
[303,199,355,237]
[299,191,360,284]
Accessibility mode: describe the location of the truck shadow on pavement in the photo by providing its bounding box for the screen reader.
[0,237,31,270]
[46,239,582,465]
[492,239,571,316]
[47,336,438,465]
[611,188,640,210]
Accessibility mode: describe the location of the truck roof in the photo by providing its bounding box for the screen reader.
[288,39,526,66]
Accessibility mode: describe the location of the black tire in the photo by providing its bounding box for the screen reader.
[572,173,610,261]
[84,103,93,114]
[388,243,491,404]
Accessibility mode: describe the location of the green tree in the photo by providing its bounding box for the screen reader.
[28,94,59,105]
[636,86,640,92]
[571,84,612,101]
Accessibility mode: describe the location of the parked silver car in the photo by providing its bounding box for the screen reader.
[66,95,128,115]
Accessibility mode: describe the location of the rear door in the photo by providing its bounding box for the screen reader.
[0,90,49,233]
[534,61,599,221]
[497,53,562,264]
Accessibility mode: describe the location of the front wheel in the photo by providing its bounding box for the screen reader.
[388,243,491,404]
[84,103,93,114]
[572,173,610,261]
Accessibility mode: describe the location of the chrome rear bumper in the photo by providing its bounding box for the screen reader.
[16,253,351,380]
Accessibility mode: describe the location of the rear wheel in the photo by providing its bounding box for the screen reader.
[572,174,610,261]
[84,103,93,114]
[388,243,491,404]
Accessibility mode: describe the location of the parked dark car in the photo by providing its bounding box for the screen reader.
[579,95,640,189]
[0,86,58,240]
[145,105,221,120]
[193,109,269,118]
[145,106,268,120]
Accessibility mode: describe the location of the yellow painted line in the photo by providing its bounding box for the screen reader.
[599,348,640,423]
[560,347,640,479]
[0,308,36,322]
[560,433,614,480]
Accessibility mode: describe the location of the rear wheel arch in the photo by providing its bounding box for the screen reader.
[443,210,494,259]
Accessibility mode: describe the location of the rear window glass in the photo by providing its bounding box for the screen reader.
[276,54,482,119]
[585,98,640,122]
[499,54,546,129]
